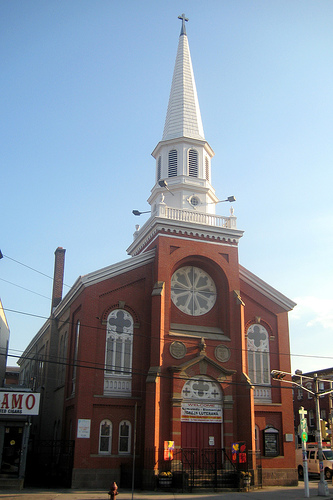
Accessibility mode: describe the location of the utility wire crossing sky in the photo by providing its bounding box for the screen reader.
[1,1,333,374]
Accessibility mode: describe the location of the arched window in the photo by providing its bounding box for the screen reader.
[188,149,198,177]
[58,333,67,385]
[168,149,177,177]
[104,310,133,396]
[71,320,80,395]
[255,424,260,451]
[99,419,112,454]
[157,156,161,181]
[119,420,131,454]
[247,323,271,402]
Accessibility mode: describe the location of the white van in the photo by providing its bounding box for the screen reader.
[296,444,333,480]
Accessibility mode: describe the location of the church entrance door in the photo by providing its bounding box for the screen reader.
[181,421,221,449]
[180,376,223,451]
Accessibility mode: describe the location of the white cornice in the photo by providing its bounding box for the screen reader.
[127,216,243,256]
[151,136,214,159]
[239,265,296,311]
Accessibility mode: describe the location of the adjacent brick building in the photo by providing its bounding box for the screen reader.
[19,16,297,489]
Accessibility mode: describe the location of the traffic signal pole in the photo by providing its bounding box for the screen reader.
[314,375,329,496]
[271,370,333,497]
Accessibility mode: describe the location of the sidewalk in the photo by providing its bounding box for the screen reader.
[0,482,332,500]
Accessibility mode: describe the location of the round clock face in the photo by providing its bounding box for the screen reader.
[171,266,217,316]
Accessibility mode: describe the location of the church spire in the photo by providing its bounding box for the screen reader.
[127,15,241,257]
[162,14,205,142]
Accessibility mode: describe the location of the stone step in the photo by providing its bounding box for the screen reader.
[0,477,24,490]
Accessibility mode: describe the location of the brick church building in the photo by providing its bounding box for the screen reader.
[19,15,297,489]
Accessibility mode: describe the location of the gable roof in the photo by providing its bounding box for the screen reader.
[239,265,296,311]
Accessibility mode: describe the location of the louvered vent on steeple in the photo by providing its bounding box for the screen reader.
[188,149,198,177]
[168,150,178,177]
[205,156,210,182]
[157,156,162,181]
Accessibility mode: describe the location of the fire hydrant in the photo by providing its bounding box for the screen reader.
[108,481,118,500]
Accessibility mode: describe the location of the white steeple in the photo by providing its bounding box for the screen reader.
[149,14,218,214]
[127,15,241,257]
[162,14,205,142]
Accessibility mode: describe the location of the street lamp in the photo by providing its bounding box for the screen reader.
[132,210,150,216]
[216,195,236,203]
[158,179,175,196]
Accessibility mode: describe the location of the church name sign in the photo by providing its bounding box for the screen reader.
[181,403,222,423]
[0,391,40,415]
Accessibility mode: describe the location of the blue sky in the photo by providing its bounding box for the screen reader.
[1,0,333,374]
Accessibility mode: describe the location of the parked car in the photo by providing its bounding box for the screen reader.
[296,443,333,480]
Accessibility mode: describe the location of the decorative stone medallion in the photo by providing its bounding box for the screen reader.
[214,344,231,363]
[170,341,187,359]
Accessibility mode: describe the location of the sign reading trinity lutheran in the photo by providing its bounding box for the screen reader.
[181,403,222,423]
[0,391,40,415]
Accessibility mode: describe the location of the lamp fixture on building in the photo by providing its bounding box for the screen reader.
[132,210,150,216]
[158,179,175,195]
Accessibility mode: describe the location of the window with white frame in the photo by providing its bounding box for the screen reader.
[247,324,270,385]
[105,310,133,376]
[309,409,315,427]
[119,420,131,454]
[99,419,112,454]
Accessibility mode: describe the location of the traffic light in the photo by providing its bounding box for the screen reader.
[271,370,286,380]
[320,419,329,440]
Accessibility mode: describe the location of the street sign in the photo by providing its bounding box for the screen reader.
[300,418,307,430]
[302,431,308,442]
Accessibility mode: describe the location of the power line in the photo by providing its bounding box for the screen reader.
[3,306,333,365]
[0,251,71,288]
[7,348,297,397]
[0,278,51,300]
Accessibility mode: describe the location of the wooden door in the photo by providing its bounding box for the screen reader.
[181,421,221,449]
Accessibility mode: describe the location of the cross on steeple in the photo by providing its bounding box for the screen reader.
[178,13,188,36]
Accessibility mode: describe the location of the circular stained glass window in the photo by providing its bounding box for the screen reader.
[171,266,216,316]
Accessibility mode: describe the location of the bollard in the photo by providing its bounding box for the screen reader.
[108,481,118,500]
